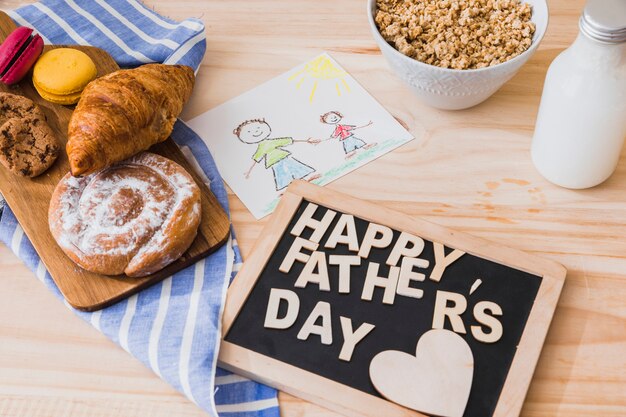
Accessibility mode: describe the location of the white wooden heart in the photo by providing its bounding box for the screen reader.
[369,329,474,417]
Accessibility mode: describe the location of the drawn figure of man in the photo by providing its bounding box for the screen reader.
[235,118,320,191]
[318,111,377,159]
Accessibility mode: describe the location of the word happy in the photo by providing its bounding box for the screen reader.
[263,203,504,361]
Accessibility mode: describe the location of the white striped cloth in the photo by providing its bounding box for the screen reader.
[0,1,279,416]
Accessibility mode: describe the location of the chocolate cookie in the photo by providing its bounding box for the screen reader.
[0,92,46,127]
[0,115,60,177]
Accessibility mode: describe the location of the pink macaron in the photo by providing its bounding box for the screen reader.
[0,27,44,85]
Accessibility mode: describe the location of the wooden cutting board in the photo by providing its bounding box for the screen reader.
[0,12,230,311]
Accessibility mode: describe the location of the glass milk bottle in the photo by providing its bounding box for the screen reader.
[531,0,626,189]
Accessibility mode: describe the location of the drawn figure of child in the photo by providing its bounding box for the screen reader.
[318,111,377,159]
[235,118,320,191]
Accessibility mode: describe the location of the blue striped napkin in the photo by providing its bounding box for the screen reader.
[0,1,279,416]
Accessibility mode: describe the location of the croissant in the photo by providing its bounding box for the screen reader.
[67,64,194,176]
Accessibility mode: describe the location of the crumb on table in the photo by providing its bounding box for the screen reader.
[375,0,536,70]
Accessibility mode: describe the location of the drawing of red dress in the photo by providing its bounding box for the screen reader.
[332,124,367,154]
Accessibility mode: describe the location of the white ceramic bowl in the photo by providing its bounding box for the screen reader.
[367,0,548,110]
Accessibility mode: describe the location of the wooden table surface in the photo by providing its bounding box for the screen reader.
[1,0,624,416]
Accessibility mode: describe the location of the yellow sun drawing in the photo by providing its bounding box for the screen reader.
[288,55,351,103]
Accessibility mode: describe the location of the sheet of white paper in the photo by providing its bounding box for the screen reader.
[187,53,414,219]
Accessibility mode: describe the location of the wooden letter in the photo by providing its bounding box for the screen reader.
[397,257,429,299]
[432,290,467,334]
[338,317,375,362]
[294,251,330,291]
[264,289,300,330]
[386,232,425,266]
[297,301,333,345]
[361,262,400,305]
[471,301,503,343]
[290,202,336,243]
[279,237,319,274]
[358,223,394,258]
[324,214,359,252]
[328,255,361,293]
[430,243,465,282]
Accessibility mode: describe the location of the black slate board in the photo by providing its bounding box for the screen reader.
[225,200,542,417]
[219,181,566,417]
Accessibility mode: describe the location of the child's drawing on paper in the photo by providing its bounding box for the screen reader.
[235,118,320,191]
[317,111,378,159]
[187,53,415,219]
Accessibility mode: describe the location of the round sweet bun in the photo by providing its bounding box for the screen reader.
[48,152,201,277]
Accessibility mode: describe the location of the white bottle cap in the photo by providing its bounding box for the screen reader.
[580,0,626,44]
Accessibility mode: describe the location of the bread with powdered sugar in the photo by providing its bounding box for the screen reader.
[48,152,201,277]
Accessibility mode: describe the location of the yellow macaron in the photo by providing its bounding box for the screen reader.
[33,48,97,105]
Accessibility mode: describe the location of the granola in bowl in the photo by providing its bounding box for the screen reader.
[375,0,536,70]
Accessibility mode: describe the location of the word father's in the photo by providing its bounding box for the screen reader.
[264,203,504,361]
